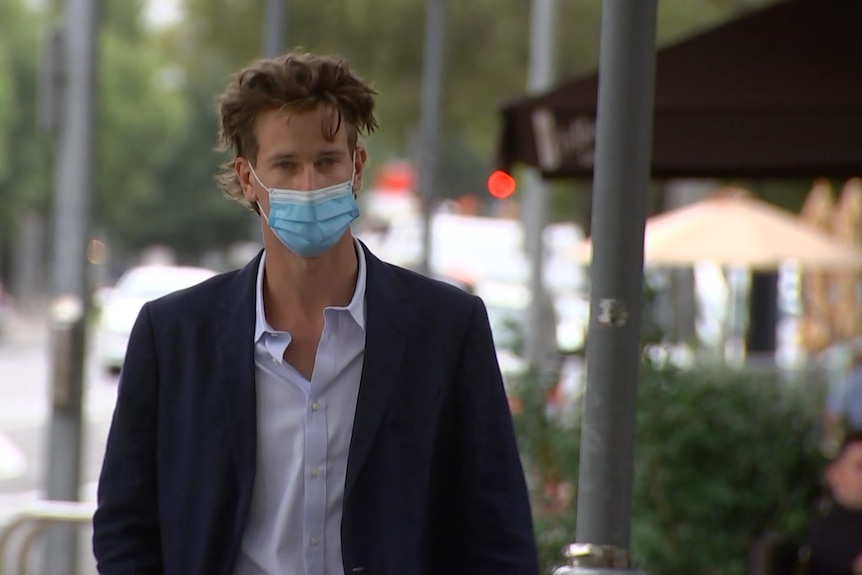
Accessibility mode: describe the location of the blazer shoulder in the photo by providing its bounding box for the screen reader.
[145,268,244,320]
[385,262,479,311]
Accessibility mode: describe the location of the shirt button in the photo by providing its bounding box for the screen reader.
[311,402,320,411]
[310,536,320,546]
[311,467,321,477]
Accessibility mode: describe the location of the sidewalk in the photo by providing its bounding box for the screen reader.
[2,313,48,348]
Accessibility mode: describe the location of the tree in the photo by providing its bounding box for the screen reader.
[111,69,257,263]
[15,0,241,269]
[95,28,187,230]
[0,0,788,290]
[176,0,778,222]
[5,0,783,276]
[0,0,214,290]
[0,0,54,285]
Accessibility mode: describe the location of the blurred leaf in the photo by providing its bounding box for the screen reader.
[512,362,824,575]
[0,0,53,236]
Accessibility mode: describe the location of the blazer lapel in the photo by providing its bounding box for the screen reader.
[344,245,412,501]
[214,252,260,513]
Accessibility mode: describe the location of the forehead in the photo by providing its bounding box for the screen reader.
[254,106,349,150]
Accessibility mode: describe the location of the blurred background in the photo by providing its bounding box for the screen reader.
[2,0,861,573]
[1,0,791,305]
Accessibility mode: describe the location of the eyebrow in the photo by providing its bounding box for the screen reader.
[265,149,345,164]
[266,153,297,163]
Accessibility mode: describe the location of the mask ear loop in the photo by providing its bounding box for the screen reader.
[247,162,271,222]
[257,201,270,224]
[350,151,359,200]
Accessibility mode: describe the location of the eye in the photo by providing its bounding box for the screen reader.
[317,158,337,168]
[276,160,298,171]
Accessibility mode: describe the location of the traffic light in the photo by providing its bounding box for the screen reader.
[487,170,516,199]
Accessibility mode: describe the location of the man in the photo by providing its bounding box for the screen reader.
[825,344,862,446]
[92,51,538,575]
[805,432,862,575]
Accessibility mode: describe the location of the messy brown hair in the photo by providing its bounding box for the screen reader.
[216,50,379,210]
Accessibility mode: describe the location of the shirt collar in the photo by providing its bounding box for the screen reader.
[254,238,367,342]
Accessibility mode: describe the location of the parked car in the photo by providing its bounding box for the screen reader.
[0,283,15,343]
[97,265,217,374]
[0,431,26,481]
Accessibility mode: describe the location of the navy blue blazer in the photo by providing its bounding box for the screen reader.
[93,245,538,575]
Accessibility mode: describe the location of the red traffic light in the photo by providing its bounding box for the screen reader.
[487,170,516,199]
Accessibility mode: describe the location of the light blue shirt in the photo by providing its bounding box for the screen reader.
[827,365,862,430]
[233,242,367,575]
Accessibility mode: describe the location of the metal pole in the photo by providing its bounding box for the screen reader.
[523,0,557,369]
[556,0,658,573]
[417,0,447,277]
[42,0,98,571]
[263,0,287,57]
[253,0,287,243]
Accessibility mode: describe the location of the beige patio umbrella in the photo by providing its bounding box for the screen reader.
[799,180,836,352]
[573,187,862,270]
[830,178,862,340]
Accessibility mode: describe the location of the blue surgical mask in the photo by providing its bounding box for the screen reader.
[250,158,359,258]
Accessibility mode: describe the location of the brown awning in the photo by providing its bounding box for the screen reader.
[498,0,862,179]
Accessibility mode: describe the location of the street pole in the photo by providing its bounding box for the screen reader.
[253,0,287,244]
[417,0,447,277]
[263,0,287,57]
[522,0,557,370]
[42,0,98,571]
[554,0,658,573]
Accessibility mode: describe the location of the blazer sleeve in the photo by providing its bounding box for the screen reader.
[92,303,164,574]
[452,296,540,575]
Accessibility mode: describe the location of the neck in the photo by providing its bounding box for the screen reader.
[262,232,358,326]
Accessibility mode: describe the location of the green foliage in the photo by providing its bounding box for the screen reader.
[633,366,823,575]
[179,0,771,201]
[111,74,256,262]
[0,0,54,234]
[0,0,790,277]
[512,362,824,575]
[512,367,581,569]
[95,26,188,231]
[100,0,148,39]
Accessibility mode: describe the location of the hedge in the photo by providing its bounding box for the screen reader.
[510,361,825,575]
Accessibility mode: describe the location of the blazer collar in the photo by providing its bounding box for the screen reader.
[345,242,413,501]
[215,252,261,515]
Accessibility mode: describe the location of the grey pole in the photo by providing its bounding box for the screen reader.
[263,0,287,57]
[42,0,98,571]
[417,0,446,276]
[253,0,286,243]
[522,0,557,369]
[555,0,658,573]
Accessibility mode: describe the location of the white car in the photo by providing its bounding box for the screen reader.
[0,283,14,343]
[97,265,217,374]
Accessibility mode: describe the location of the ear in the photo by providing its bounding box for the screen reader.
[235,158,258,204]
[353,145,368,192]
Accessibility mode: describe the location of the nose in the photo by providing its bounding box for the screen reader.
[297,165,317,192]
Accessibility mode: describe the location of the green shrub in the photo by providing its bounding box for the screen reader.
[511,362,825,575]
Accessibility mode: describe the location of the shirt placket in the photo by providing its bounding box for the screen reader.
[303,314,335,574]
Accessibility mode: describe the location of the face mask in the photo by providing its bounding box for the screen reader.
[249,156,359,258]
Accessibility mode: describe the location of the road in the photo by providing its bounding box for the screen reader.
[0,313,119,571]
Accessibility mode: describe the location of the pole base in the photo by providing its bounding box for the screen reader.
[553,568,646,575]
[552,544,646,575]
